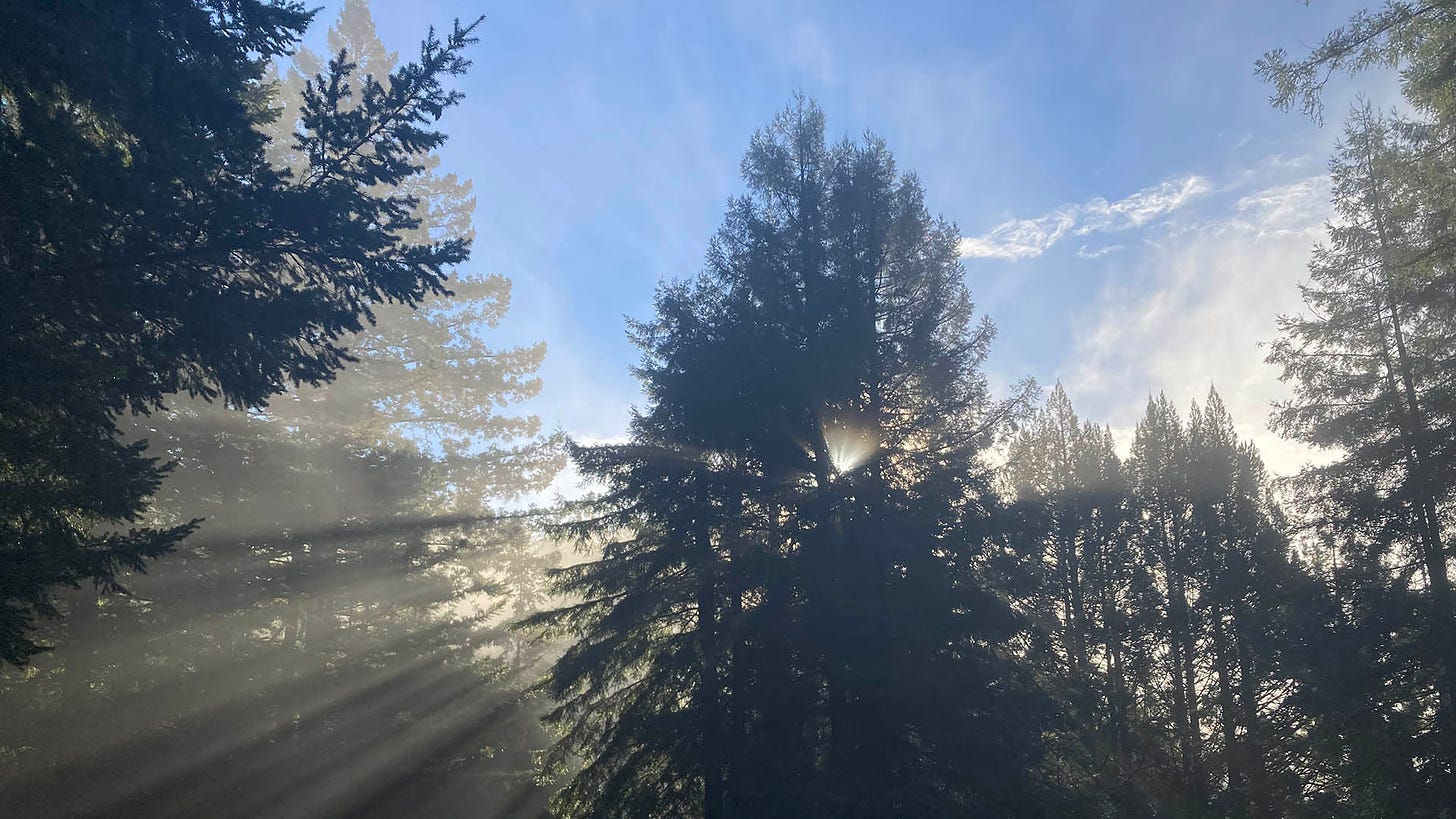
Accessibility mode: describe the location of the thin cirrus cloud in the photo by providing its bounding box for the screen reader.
[958,174,1211,261]
[1076,243,1125,259]
[1061,169,1332,476]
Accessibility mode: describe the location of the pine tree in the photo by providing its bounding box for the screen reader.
[1268,104,1456,810]
[0,0,485,665]
[525,98,1046,818]
[0,3,564,814]
[1257,1,1456,126]
[1004,385,1147,814]
[1263,7,1456,812]
[1185,391,1325,818]
[1126,395,1212,810]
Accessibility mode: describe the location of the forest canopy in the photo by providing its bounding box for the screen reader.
[3,0,1456,817]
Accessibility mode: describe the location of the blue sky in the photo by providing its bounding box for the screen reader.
[308,0,1397,478]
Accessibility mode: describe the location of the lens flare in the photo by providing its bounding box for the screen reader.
[825,428,876,474]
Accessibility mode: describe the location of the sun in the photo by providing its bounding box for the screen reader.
[825,428,876,474]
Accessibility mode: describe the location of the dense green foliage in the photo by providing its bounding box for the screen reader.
[1008,388,1328,817]
[526,99,1048,818]
[0,3,566,815]
[1264,108,1456,811]
[1259,4,1456,812]
[529,99,1054,810]
[0,0,480,664]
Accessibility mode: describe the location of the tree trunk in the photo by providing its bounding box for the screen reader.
[1212,608,1246,818]
[695,520,725,819]
[1363,135,1456,753]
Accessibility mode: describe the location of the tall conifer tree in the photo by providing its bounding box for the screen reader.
[527,98,1045,819]
[1269,105,1456,809]
[0,0,484,664]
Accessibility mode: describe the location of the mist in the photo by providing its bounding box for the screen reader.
[5,1,1456,817]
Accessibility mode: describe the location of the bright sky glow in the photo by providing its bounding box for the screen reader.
[308,0,1399,476]
[825,428,876,475]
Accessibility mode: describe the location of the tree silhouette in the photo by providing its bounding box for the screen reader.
[1268,104,1456,812]
[0,0,484,665]
[0,3,563,816]
[1008,387,1327,817]
[526,98,1047,818]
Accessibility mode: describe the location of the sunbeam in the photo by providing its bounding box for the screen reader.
[4,1,1449,816]
[823,423,878,476]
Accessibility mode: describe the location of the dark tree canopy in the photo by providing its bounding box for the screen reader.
[526,98,1049,819]
[1268,105,1456,811]
[0,3,566,815]
[0,0,482,664]
[1005,386,1322,817]
[1257,0,1456,125]
[1260,3,1456,812]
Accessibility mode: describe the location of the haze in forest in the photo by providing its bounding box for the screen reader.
[4,1,1456,817]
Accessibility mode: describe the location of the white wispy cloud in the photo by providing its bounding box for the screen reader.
[1076,243,1125,259]
[1063,172,1330,475]
[1233,176,1330,234]
[959,174,1211,261]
